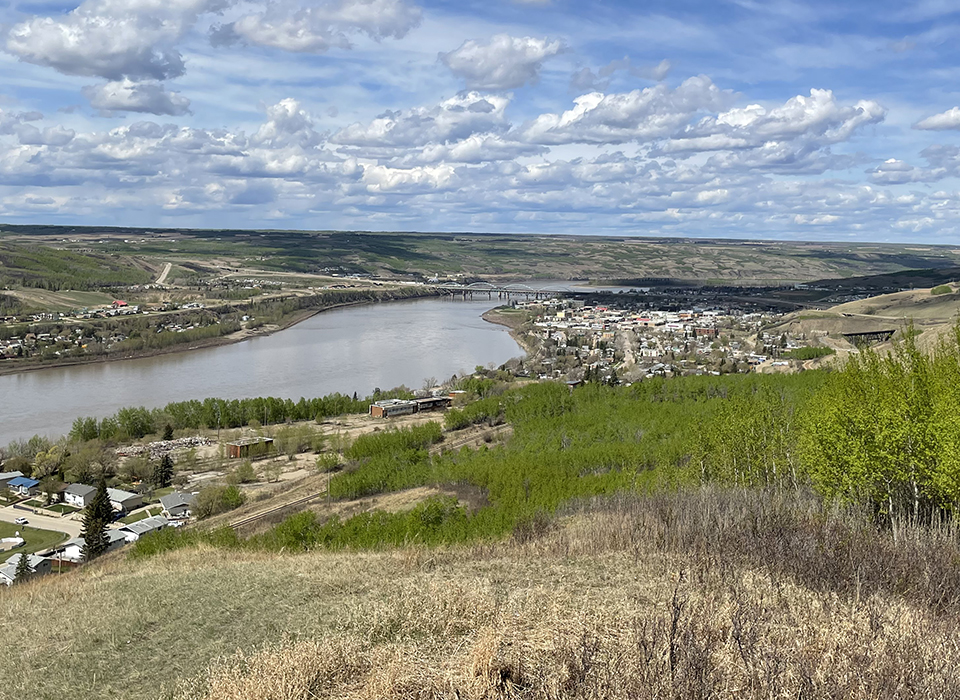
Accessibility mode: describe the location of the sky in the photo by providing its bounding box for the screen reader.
[3,0,960,242]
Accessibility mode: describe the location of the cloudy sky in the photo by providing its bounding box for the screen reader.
[2,0,960,242]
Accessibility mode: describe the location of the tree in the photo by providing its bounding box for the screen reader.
[81,479,113,561]
[162,423,174,441]
[153,454,174,489]
[14,552,32,584]
[40,475,64,506]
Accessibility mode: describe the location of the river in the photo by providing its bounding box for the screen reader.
[0,297,523,446]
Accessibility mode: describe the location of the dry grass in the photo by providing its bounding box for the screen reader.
[3,488,960,699]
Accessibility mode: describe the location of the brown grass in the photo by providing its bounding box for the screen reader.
[3,487,960,700]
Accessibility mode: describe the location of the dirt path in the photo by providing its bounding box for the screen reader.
[155,262,172,285]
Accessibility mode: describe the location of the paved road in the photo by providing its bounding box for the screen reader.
[0,505,83,539]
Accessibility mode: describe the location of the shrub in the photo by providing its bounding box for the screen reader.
[931,284,952,295]
[193,484,247,519]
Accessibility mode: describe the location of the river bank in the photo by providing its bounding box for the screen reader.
[481,307,537,357]
[0,286,438,377]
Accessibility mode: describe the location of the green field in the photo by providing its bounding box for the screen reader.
[0,521,67,557]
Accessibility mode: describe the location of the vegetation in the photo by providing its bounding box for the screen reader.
[193,484,246,520]
[0,242,151,290]
[780,345,834,360]
[931,284,953,295]
[80,480,112,560]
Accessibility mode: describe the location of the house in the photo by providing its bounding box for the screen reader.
[0,553,52,584]
[106,488,143,513]
[5,553,52,575]
[7,476,40,497]
[57,531,127,562]
[0,471,24,489]
[159,492,196,519]
[64,483,96,509]
[226,437,274,459]
[119,515,168,542]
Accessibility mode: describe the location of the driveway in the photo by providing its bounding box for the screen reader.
[0,505,84,540]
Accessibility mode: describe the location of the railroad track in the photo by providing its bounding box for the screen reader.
[228,490,326,529]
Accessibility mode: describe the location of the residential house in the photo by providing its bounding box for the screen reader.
[119,516,168,542]
[159,492,196,519]
[0,553,52,584]
[7,476,40,497]
[106,488,143,513]
[0,471,24,489]
[57,530,128,562]
[64,483,96,509]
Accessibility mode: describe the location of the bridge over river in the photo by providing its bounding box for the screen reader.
[431,282,580,299]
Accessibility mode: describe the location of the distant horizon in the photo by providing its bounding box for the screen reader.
[3,1,960,241]
[3,222,959,250]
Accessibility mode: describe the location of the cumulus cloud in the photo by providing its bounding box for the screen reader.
[82,80,192,115]
[333,92,511,149]
[4,0,226,80]
[674,89,886,148]
[440,34,563,90]
[213,0,421,53]
[915,107,960,131]
[521,76,732,145]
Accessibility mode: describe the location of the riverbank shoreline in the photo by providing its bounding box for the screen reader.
[481,307,536,358]
[0,288,439,378]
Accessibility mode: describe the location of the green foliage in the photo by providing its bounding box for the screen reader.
[781,346,835,360]
[227,460,257,485]
[81,480,113,560]
[193,484,247,519]
[69,391,370,443]
[931,284,953,295]
[153,455,174,489]
[0,242,151,291]
[13,551,32,583]
[800,326,960,518]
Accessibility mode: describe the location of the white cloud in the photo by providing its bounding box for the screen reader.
[915,107,960,131]
[570,57,671,92]
[82,79,191,115]
[215,0,422,53]
[4,0,226,80]
[333,92,510,149]
[440,34,563,90]
[521,76,732,145]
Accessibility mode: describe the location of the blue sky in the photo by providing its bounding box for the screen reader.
[3,0,960,242]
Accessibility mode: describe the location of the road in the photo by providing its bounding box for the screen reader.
[0,505,84,539]
[155,262,172,285]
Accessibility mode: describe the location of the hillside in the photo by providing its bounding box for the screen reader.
[4,489,960,700]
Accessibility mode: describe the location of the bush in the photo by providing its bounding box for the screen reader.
[193,484,247,519]
[781,346,835,361]
[931,284,953,295]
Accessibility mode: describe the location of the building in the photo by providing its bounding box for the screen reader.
[119,515,168,542]
[0,471,24,489]
[0,553,52,584]
[64,483,96,509]
[159,492,196,519]
[106,488,143,513]
[369,399,418,418]
[226,437,274,459]
[7,476,39,497]
[414,396,453,412]
[56,530,128,563]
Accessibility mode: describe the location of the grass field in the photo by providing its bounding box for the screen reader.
[119,506,163,524]
[1,489,958,700]
[0,521,67,558]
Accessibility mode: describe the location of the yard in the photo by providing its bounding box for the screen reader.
[44,504,79,515]
[0,521,67,558]
[119,507,162,525]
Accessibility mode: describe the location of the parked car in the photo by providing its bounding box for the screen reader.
[14,517,28,525]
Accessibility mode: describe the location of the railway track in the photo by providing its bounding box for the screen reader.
[228,490,326,529]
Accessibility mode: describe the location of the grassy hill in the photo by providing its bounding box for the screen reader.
[3,489,960,700]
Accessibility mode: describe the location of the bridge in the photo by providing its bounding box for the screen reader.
[842,329,897,346]
[431,282,578,299]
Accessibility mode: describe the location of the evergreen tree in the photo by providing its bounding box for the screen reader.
[162,423,174,441]
[14,552,32,584]
[81,479,112,560]
[153,454,174,489]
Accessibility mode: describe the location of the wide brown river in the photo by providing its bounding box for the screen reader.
[0,297,522,445]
